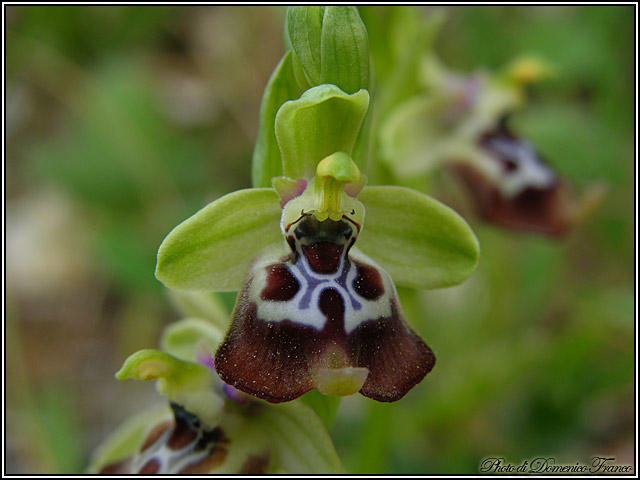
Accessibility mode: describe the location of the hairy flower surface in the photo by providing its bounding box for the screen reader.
[215,153,442,402]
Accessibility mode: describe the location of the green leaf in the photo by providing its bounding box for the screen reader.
[252,51,300,188]
[275,85,369,180]
[357,186,480,289]
[255,401,343,474]
[35,383,84,473]
[155,188,286,292]
[115,349,223,426]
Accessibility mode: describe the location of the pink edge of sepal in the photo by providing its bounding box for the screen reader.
[272,177,308,208]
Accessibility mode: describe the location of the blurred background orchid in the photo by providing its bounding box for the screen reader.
[5,5,635,474]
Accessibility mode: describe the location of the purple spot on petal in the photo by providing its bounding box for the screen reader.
[278,179,307,207]
[223,384,250,405]
[196,344,216,371]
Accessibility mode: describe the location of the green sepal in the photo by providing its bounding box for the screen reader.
[275,85,369,180]
[159,318,224,363]
[255,400,343,474]
[252,51,300,188]
[379,94,453,177]
[155,188,287,292]
[286,6,325,89]
[357,186,480,289]
[115,349,223,427]
[166,290,229,330]
[319,7,370,94]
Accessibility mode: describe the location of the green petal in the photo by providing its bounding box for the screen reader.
[155,188,287,292]
[166,290,230,331]
[357,186,479,289]
[252,51,300,188]
[275,85,369,180]
[116,349,223,427]
[255,401,343,474]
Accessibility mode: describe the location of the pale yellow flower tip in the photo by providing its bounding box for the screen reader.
[504,56,555,85]
[315,367,370,397]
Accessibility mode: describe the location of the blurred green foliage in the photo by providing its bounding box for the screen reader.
[5,5,635,474]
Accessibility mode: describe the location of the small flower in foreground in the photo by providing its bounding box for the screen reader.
[97,402,268,475]
[89,310,343,474]
[90,348,270,474]
[155,85,479,403]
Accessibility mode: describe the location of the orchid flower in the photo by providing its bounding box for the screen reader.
[91,8,480,476]
[154,7,479,404]
[155,82,479,403]
[379,52,600,236]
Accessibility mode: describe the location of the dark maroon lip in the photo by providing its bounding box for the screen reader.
[215,296,435,403]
